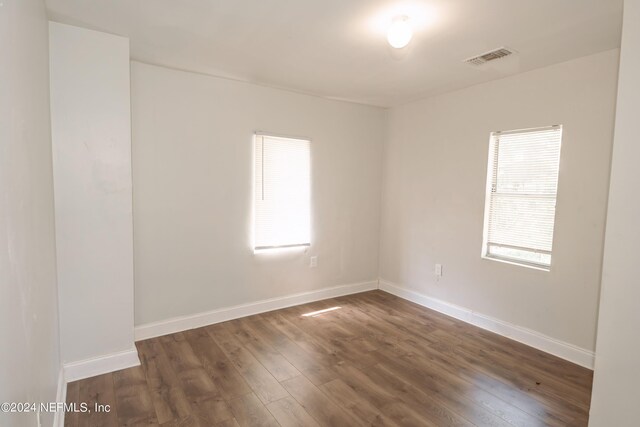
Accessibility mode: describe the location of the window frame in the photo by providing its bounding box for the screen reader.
[481,125,562,271]
[253,132,312,252]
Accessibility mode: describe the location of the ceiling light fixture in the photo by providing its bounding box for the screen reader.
[387,15,412,49]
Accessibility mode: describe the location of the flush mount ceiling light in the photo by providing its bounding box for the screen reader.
[387,15,412,48]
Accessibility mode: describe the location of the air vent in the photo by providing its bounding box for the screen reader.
[464,47,515,66]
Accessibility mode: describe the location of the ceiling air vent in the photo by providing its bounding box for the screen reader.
[464,47,515,66]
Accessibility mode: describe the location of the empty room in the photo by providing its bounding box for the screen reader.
[2,0,639,426]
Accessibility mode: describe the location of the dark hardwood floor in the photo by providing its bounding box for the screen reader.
[64,290,593,426]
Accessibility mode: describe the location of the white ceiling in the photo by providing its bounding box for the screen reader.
[46,0,623,107]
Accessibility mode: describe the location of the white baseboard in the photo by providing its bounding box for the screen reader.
[52,367,66,427]
[379,279,595,369]
[135,280,379,341]
[63,348,141,383]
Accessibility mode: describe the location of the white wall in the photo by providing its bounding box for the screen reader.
[131,62,385,326]
[0,1,61,426]
[49,22,136,365]
[379,49,619,357]
[589,0,640,424]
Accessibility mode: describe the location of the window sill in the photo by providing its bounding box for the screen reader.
[482,254,550,272]
[253,243,310,254]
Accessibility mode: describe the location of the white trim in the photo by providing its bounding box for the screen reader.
[63,348,140,382]
[379,279,595,369]
[254,130,312,142]
[135,280,379,341]
[52,367,66,427]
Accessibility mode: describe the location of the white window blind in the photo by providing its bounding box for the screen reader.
[254,134,311,250]
[482,125,562,269]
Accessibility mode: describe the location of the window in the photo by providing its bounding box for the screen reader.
[482,125,562,269]
[254,134,311,251]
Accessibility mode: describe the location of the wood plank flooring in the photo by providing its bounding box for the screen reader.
[64,291,593,426]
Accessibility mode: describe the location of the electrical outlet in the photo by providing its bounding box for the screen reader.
[435,264,443,278]
[310,256,318,268]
